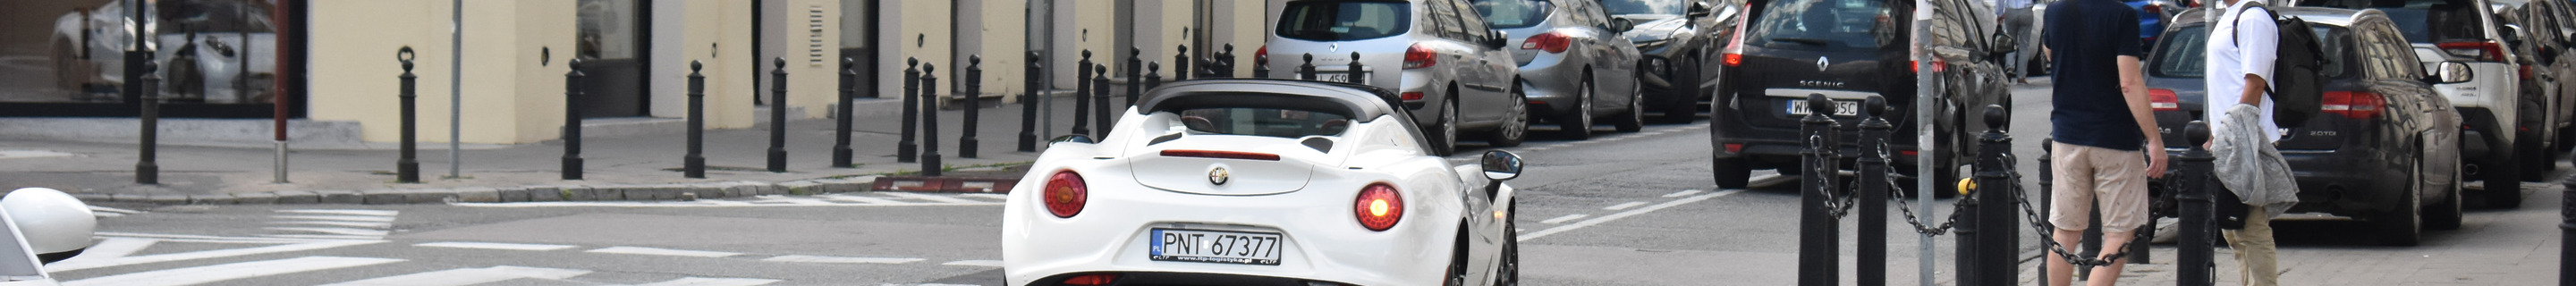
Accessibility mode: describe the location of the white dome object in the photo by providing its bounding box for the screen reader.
[3,188,94,256]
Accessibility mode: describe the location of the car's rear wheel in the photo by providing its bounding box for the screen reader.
[2376,172,2424,246]
[1445,230,1470,286]
[1495,203,1520,286]
[1560,78,1597,139]
[1660,58,1702,123]
[2482,149,2522,208]
[1436,97,1462,156]
[1714,156,1751,189]
[2518,100,2552,181]
[1613,78,1645,132]
[2426,154,2464,231]
[1490,84,1529,147]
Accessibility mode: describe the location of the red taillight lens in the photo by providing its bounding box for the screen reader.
[2521,65,2534,80]
[1724,143,1743,153]
[1256,46,1267,60]
[1403,44,1437,69]
[2436,41,2508,62]
[1159,149,1282,161]
[1724,53,1742,67]
[2143,4,2164,14]
[1402,91,1425,101]
[2148,88,2181,112]
[1063,273,1119,285]
[1354,184,1403,231]
[1521,31,1572,54]
[1044,171,1088,218]
[2322,91,2384,119]
[1898,150,1919,157]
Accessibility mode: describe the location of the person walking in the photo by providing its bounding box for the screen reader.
[2040,0,2162,283]
[2207,0,2297,284]
[2003,0,2040,83]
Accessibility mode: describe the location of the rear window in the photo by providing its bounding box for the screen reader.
[1176,108,1357,139]
[1277,1,1415,41]
[1473,0,1555,29]
[2150,24,2350,79]
[2343,3,2489,44]
[1748,0,1892,49]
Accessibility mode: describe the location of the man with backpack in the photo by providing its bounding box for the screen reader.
[2041,0,2163,283]
[2208,0,2312,284]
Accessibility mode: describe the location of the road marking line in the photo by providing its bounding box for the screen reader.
[277,209,401,216]
[1603,201,1648,211]
[762,255,924,264]
[275,214,398,223]
[751,197,836,206]
[942,260,1004,267]
[62,256,404,286]
[818,194,912,205]
[958,193,1011,200]
[89,206,143,214]
[879,192,987,204]
[1520,189,1747,242]
[266,227,391,237]
[273,221,393,229]
[94,231,366,244]
[415,242,578,251]
[1539,214,1589,224]
[47,240,385,273]
[587,247,739,257]
[1663,189,1706,198]
[260,234,386,240]
[318,265,590,286]
[51,238,155,266]
[629,277,781,286]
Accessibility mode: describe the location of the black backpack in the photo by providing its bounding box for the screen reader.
[2233,4,2326,127]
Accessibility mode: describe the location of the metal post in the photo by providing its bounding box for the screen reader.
[1145,63,1162,90]
[447,0,462,180]
[2038,139,2055,285]
[1128,47,1142,106]
[1912,0,1942,282]
[136,62,161,185]
[2565,168,2576,285]
[767,58,789,172]
[685,62,707,178]
[835,58,857,168]
[1174,45,1191,81]
[900,58,920,163]
[395,47,420,183]
[1857,96,1891,286]
[1253,48,1271,79]
[562,59,587,180]
[1219,44,1237,78]
[1300,54,1318,80]
[962,55,983,159]
[1073,51,1093,138]
[1797,94,1838,286]
[1021,52,1043,152]
[1974,105,2018,282]
[2178,122,2217,286]
[922,64,944,176]
[1347,53,1365,84]
[1094,63,1113,139]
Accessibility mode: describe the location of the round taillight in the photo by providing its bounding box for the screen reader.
[1353,184,1403,231]
[1044,171,1088,218]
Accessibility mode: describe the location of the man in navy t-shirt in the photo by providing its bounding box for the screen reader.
[2042,0,2165,284]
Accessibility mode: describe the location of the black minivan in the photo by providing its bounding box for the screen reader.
[1708,0,2012,192]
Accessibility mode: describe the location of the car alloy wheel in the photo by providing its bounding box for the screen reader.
[1491,84,1529,147]
[1615,83,1645,133]
[2377,171,2424,246]
[2426,153,2463,231]
[1438,97,1461,156]
[1561,79,1595,139]
[1495,203,1521,286]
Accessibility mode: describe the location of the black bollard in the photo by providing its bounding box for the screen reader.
[1094,63,1113,139]
[1146,63,1163,90]
[2038,139,2055,284]
[1218,44,1237,78]
[1796,94,1839,286]
[767,58,790,172]
[1973,105,2019,283]
[962,55,983,159]
[922,64,944,177]
[899,58,920,163]
[685,62,708,178]
[563,58,586,181]
[394,47,420,183]
[1348,52,1366,84]
[1128,47,1143,106]
[1020,52,1043,153]
[1300,54,1318,80]
[1174,45,1191,81]
[835,57,858,168]
[1253,47,1271,79]
[137,61,161,185]
[1072,51,1093,138]
[2177,122,2218,286]
[2565,167,2576,284]
[1857,97,1891,286]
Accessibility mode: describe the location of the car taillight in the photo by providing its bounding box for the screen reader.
[1724,53,1742,67]
[1354,184,1403,231]
[2521,65,2534,80]
[1256,46,1267,61]
[2143,4,2163,15]
[2322,91,2384,119]
[2148,88,2181,112]
[1521,31,1572,54]
[1404,44,1436,69]
[1063,273,1119,285]
[1044,171,1088,218]
[1402,91,1425,101]
[2437,41,2507,62]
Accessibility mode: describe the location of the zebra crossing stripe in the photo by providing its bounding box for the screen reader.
[941,260,1004,267]
[878,192,986,204]
[587,247,740,257]
[628,277,781,286]
[51,238,155,266]
[761,255,922,264]
[273,214,397,223]
[958,193,1010,200]
[318,265,590,286]
[264,227,391,237]
[817,194,912,205]
[47,240,384,273]
[276,209,401,216]
[415,242,578,251]
[61,256,403,286]
[273,221,394,229]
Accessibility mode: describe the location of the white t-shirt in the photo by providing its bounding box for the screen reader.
[2207,0,2283,143]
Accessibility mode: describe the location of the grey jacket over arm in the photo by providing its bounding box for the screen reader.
[2214,105,2300,217]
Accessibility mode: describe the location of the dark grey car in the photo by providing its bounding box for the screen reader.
[1608,0,1743,122]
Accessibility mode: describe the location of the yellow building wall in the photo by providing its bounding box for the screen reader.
[973,0,1026,103]
[767,0,842,119]
[892,0,952,107]
[307,0,462,144]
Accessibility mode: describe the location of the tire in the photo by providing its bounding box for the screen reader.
[2483,150,2523,209]
[1714,156,1752,189]
[1613,78,1646,132]
[1444,231,1470,286]
[1490,85,1529,147]
[1436,97,1462,156]
[2376,174,2424,247]
[1559,79,1597,139]
[1659,58,1701,123]
[1495,204,1520,286]
[2426,156,2464,231]
[2518,129,2551,181]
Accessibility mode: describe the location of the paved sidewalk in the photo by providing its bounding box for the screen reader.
[2012,181,2562,285]
[0,93,1120,205]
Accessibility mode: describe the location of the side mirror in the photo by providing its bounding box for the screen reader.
[1612,18,1637,33]
[1487,29,1512,49]
[2434,61,2475,84]
[4,188,96,265]
[1688,1,1715,18]
[1480,150,1524,181]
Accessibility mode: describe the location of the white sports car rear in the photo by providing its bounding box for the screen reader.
[1003,80,1526,286]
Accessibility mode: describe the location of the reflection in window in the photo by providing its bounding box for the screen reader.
[1174,108,1355,139]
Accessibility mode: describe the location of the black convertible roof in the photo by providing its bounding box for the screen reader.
[1134,79,1407,122]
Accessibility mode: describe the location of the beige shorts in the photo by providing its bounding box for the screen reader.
[2049,142,2149,233]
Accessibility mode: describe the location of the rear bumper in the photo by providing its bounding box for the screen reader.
[1518,55,1586,114]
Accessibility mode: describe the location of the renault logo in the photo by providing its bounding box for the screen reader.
[1208,167,1231,185]
[1817,56,1830,72]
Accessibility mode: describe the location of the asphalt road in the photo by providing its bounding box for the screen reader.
[46,80,2561,285]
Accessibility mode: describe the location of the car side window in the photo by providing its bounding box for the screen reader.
[2357,24,2394,80]
[1450,0,1494,43]
[2380,23,2425,80]
[1428,0,1467,40]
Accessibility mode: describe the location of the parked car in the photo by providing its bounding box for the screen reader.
[51,0,279,104]
[2492,0,2576,181]
[1264,0,1528,156]
[2146,7,2469,245]
[1708,0,2014,193]
[1606,0,1742,122]
[2301,0,2532,207]
[1473,0,1649,139]
[1001,80,1528,286]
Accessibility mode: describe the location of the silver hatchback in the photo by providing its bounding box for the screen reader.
[1267,0,1528,156]
[1475,0,1647,139]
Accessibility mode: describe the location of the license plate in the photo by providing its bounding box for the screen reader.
[1148,229,1284,265]
[1787,99,1860,116]
[1324,72,1368,84]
